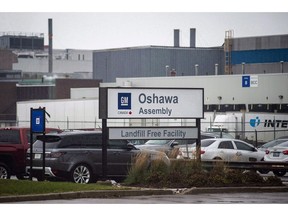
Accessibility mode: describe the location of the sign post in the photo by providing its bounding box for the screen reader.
[30,107,46,181]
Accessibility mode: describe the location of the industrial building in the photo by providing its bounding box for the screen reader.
[1,26,288,141]
[225,31,288,75]
[0,32,93,79]
[0,29,98,125]
[93,29,288,82]
[0,32,44,50]
[16,72,288,142]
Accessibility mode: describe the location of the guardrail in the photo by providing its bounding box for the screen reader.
[171,159,288,173]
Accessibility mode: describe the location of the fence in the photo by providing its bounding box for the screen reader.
[1,119,288,146]
[171,159,288,175]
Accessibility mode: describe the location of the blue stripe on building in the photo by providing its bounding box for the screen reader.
[231,49,288,64]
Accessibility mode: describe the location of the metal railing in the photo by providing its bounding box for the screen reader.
[171,159,288,173]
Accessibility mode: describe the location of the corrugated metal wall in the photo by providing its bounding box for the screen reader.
[231,35,288,74]
[93,46,224,82]
[232,35,288,51]
[93,35,288,81]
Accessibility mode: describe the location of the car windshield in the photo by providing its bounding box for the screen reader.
[128,140,146,145]
[144,140,171,145]
[221,133,235,139]
[0,130,20,144]
[190,139,216,147]
[260,139,288,149]
[274,141,288,148]
[201,139,216,147]
[33,139,61,148]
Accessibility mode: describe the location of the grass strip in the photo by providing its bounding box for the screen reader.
[0,179,127,197]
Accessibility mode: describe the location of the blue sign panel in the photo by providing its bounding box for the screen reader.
[242,75,250,87]
[118,93,131,110]
[31,109,45,133]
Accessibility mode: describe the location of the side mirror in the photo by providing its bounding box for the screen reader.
[127,143,136,150]
[171,141,179,147]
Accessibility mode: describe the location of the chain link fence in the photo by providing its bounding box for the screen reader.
[1,119,288,147]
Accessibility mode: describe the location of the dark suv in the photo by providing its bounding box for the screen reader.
[26,130,169,183]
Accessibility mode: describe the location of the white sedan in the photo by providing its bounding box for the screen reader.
[264,141,288,162]
[263,141,288,176]
[179,138,265,162]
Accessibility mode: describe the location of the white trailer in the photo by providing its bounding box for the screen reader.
[17,98,288,143]
[17,99,101,129]
[207,112,288,143]
[17,99,137,129]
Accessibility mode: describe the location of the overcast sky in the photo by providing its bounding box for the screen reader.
[1,1,288,50]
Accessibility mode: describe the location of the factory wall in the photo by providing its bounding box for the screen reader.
[93,46,224,82]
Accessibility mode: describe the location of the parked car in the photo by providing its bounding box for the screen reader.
[179,138,265,162]
[136,132,229,158]
[0,127,61,179]
[264,141,288,176]
[127,140,146,145]
[258,138,288,152]
[26,130,170,184]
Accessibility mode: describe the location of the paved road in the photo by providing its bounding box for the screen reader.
[9,192,288,204]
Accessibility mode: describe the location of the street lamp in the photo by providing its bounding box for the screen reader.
[165,65,169,77]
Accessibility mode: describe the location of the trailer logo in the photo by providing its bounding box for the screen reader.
[250,116,260,127]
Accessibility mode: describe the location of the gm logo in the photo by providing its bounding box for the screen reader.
[118,93,131,110]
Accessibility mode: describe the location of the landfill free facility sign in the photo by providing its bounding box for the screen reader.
[106,88,204,119]
[109,127,198,140]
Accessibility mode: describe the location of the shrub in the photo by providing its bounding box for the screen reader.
[185,171,209,187]
[124,157,284,188]
[242,171,264,185]
[264,176,283,186]
[124,152,151,185]
[145,159,170,186]
[224,169,244,185]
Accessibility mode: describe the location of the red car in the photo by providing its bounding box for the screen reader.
[0,127,61,179]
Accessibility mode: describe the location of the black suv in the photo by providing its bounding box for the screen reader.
[26,130,169,183]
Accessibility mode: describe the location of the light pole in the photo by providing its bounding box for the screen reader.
[165,65,169,76]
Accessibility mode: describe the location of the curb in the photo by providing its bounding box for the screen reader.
[1,186,288,203]
[0,189,174,203]
[182,186,288,194]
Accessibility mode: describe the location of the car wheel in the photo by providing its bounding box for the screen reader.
[16,174,27,180]
[70,164,94,184]
[0,163,11,179]
[36,175,45,181]
[213,157,222,160]
[258,169,270,174]
[273,170,286,177]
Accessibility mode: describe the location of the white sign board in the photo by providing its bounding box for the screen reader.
[250,75,258,87]
[107,88,204,119]
[109,127,198,140]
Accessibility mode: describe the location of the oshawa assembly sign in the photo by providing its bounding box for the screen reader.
[106,88,204,119]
